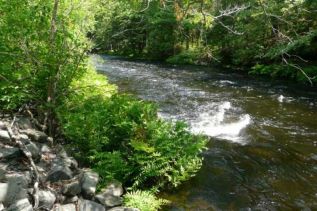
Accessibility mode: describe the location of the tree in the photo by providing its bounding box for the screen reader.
[0,0,96,134]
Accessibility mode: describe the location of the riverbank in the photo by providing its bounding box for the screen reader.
[96,51,317,87]
[0,115,138,211]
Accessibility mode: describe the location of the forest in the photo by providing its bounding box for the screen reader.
[95,0,317,84]
[0,0,317,210]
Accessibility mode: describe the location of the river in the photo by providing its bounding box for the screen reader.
[92,55,317,210]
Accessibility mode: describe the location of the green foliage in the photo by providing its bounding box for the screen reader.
[167,49,201,65]
[124,190,168,211]
[0,0,95,114]
[145,3,177,60]
[249,63,317,84]
[94,0,317,84]
[58,69,206,190]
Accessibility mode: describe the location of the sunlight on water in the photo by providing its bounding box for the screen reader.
[93,55,317,210]
[190,102,251,143]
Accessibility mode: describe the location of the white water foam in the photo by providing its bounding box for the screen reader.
[191,102,251,143]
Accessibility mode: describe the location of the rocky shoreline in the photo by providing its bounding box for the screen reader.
[0,116,138,211]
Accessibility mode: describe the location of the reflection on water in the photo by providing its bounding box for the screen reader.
[92,55,317,210]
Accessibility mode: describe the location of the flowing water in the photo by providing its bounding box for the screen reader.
[92,55,317,210]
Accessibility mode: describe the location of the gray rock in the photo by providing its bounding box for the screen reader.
[21,129,47,142]
[0,147,20,160]
[7,198,32,211]
[40,144,51,153]
[78,199,105,211]
[38,190,56,210]
[53,203,77,211]
[2,173,28,206]
[19,134,30,142]
[95,182,123,207]
[95,194,123,207]
[25,141,40,160]
[0,130,10,143]
[0,121,6,130]
[0,164,7,181]
[81,170,99,198]
[62,180,81,196]
[46,166,73,183]
[101,182,123,197]
[64,157,78,170]
[15,117,33,130]
[0,183,8,202]
[63,195,78,204]
[108,207,140,211]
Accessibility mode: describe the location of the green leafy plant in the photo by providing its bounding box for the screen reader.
[58,69,206,190]
[124,190,168,211]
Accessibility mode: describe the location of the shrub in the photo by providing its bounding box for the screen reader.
[58,69,206,190]
[124,190,168,211]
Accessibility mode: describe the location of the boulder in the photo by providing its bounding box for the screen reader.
[7,198,32,211]
[95,194,123,207]
[18,134,30,142]
[40,144,52,153]
[108,207,140,211]
[62,180,81,196]
[63,195,78,204]
[38,190,56,210]
[25,141,40,160]
[0,130,10,143]
[20,129,47,143]
[78,199,105,211]
[95,182,124,207]
[0,121,6,130]
[15,117,33,130]
[0,164,7,181]
[64,156,78,170]
[53,203,77,211]
[46,166,73,183]
[101,182,123,197]
[80,170,99,198]
[2,173,28,206]
[0,183,8,202]
[0,147,20,160]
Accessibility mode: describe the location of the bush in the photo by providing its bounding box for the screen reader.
[166,49,200,65]
[124,190,168,211]
[58,69,206,190]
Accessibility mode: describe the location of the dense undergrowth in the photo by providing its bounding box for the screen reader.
[0,1,207,210]
[57,67,207,208]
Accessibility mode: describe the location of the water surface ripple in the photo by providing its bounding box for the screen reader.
[92,55,317,210]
